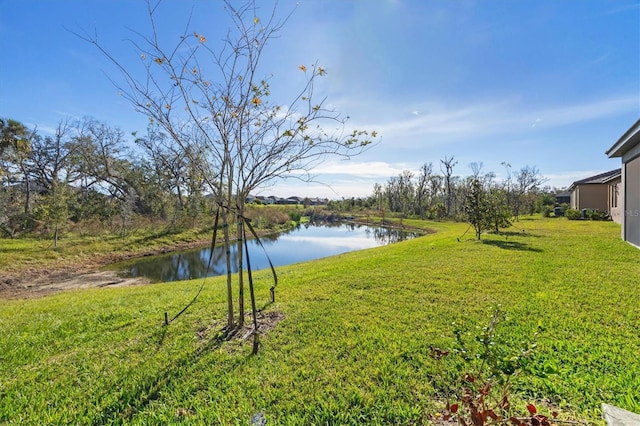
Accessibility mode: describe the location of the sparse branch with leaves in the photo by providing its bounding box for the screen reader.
[77,0,377,346]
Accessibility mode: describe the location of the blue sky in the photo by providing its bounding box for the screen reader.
[1,0,638,198]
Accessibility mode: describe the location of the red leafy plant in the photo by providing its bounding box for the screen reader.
[429,306,563,426]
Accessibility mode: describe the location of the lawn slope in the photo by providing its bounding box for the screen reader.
[1,217,638,424]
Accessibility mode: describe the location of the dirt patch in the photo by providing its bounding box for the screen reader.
[0,269,150,299]
[0,239,212,300]
[196,311,285,343]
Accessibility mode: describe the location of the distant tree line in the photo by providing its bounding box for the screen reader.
[2,115,555,244]
[1,117,215,241]
[330,158,555,239]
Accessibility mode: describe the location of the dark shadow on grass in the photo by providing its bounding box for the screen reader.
[259,299,274,312]
[92,309,286,425]
[92,322,252,425]
[482,239,543,252]
[132,228,181,244]
[493,230,541,238]
[152,323,168,348]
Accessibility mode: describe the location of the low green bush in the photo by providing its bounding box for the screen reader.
[565,208,581,220]
[586,209,609,221]
[566,208,610,221]
[287,210,302,222]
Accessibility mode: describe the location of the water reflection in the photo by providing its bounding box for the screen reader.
[111,222,420,283]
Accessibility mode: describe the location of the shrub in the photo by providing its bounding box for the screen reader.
[541,206,552,218]
[586,209,609,221]
[565,208,581,220]
[429,307,559,426]
[287,210,302,222]
[244,206,289,229]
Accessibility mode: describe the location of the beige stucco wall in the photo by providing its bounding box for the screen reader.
[570,184,610,212]
[608,179,623,224]
[623,155,640,247]
[608,121,640,248]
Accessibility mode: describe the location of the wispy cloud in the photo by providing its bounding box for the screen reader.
[604,3,640,15]
[310,160,413,178]
[342,95,638,147]
[542,169,618,189]
[256,159,418,198]
[535,97,638,128]
[588,53,610,66]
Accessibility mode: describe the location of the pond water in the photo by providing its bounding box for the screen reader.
[109,222,421,283]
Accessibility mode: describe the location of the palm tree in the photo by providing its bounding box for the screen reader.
[0,118,29,157]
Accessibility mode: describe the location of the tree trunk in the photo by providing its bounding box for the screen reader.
[18,162,32,216]
[223,154,234,329]
[221,208,234,328]
[236,207,245,328]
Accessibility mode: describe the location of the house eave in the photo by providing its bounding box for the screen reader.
[601,172,622,184]
[606,118,640,158]
[569,169,621,189]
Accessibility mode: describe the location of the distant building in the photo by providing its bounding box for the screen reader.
[606,119,640,248]
[246,194,328,206]
[568,169,621,218]
[555,191,571,205]
[309,197,329,206]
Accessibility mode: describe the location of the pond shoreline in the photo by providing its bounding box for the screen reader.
[0,238,214,299]
[0,218,431,299]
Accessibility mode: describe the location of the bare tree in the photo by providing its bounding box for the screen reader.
[440,156,458,217]
[415,163,432,219]
[398,170,414,223]
[74,119,130,198]
[469,162,483,179]
[513,165,546,220]
[78,0,376,343]
[28,120,81,246]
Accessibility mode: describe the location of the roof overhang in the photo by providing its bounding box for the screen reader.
[569,169,621,190]
[602,172,622,184]
[606,119,640,158]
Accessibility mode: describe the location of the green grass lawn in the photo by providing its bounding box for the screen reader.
[1,216,638,424]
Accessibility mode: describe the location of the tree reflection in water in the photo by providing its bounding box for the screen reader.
[112,222,421,283]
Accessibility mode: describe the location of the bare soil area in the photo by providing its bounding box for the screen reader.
[0,239,212,300]
[0,270,149,299]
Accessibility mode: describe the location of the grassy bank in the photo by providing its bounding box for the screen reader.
[1,216,638,424]
[0,205,300,282]
[0,226,214,274]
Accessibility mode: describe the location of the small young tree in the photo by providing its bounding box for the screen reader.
[79,0,376,342]
[486,187,511,232]
[463,177,490,240]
